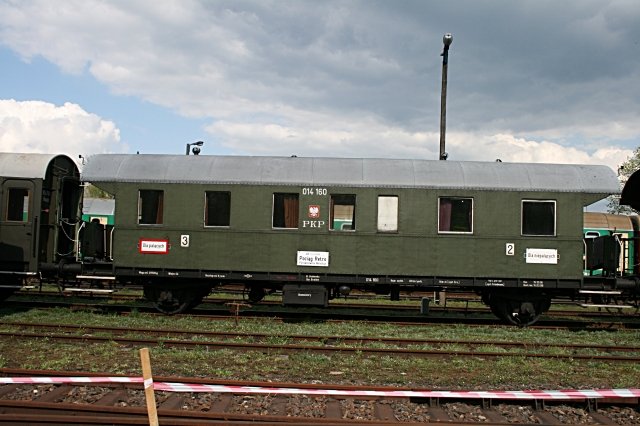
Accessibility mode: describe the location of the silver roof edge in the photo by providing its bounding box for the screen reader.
[82,154,620,194]
[0,152,78,179]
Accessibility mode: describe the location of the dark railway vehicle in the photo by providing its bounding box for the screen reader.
[78,154,632,325]
[582,211,640,310]
[2,152,639,326]
[0,153,81,299]
[583,212,639,277]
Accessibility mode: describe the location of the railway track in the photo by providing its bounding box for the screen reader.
[16,287,640,317]
[2,322,639,362]
[7,321,640,352]
[14,286,640,317]
[0,368,637,424]
[4,296,640,331]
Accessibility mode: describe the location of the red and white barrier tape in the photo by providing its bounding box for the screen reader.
[1,376,638,400]
[0,377,142,385]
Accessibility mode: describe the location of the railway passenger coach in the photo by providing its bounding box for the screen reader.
[78,154,627,325]
[0,153,81,299]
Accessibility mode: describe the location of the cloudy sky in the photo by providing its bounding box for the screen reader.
[0,0,639,171]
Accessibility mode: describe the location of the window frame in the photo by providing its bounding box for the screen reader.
[377,195,398,232]
[5,187,31,223]
[437,196,474,234]
[204,190,231,228]
[137,189,164,226]
[272,192,299,229]
[521,199,556,237]
[330,194,356,231]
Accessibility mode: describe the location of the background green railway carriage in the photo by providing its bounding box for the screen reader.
[82,198,115,225]
[0,153,81,297]
[583,212,639,276]
[81,154,619,324]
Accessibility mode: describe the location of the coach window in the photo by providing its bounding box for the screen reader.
[273,193,299,229]
[330,194,356,231]
[522,200,556,236]
[377,195,398,232]
[438,197,473,233]
[138,190,164,225]
[6,188,30,222]
[205,191,231,227]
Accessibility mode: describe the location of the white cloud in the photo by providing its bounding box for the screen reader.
[0,99,126,158]
[208,111,630,171]
[207,109,436,159]
[447,133,631,171]
[592,147,633,169]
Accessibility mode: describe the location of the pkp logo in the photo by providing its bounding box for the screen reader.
[308,205,320,218]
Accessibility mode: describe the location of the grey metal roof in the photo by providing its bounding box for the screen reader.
[0,153,77,179]
[82,154,620,194]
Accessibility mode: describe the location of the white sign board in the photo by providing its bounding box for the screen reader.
[297,251,329,267]
[505,243,515,256]
[525,248,558,264]
[139,239,169,254]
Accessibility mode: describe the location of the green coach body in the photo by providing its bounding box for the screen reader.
[81,154,620,324]
[84,154,615,281]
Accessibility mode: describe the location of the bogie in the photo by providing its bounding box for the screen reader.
[485,292,552,326]
[143,282,212,315]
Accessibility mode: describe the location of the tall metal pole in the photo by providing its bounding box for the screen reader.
[439,33,452,160]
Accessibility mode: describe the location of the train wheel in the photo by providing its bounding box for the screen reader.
[490,295,550,327]
[245,286,266,304]
[144,285,202,315]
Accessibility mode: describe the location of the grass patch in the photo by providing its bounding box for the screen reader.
[1,307,639,390]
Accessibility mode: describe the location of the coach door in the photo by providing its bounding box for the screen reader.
[0,180,36,272]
